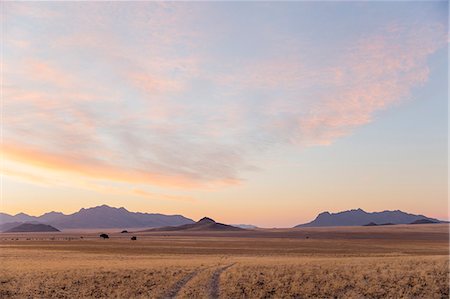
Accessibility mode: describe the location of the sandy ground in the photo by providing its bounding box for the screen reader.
[1,224,448,298]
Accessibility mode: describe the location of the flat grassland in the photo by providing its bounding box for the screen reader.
[1,224,448,298]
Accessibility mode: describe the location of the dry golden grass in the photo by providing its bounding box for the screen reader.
[221,256,448,299]
[0,224,448,298]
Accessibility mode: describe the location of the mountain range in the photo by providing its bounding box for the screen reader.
[0,205,194,230]
[295,208,442,227]
[1,206,444,231]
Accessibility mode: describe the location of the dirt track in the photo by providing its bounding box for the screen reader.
[209,263,235,298]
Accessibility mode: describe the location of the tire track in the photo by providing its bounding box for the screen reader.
[161,268,202,299]
[209,263,235,298]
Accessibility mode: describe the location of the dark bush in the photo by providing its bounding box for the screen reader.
[131,236,137,241]
[100,233,109,239]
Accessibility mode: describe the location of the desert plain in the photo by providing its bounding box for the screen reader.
[1,224,448,299]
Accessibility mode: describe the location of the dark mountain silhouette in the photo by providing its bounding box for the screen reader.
[295,209,442,227]
[0,205,194,229]
[4,223,60,233]
[363,222,378,226]
[0,212,36,223]
[0,221,28,232]
[146,217,244,232]
[39,211,66,222]
[409,218,439,225]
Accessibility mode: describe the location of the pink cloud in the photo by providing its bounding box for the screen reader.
[260,23,447,146]
[6,2,61,19]
[23,59,73,88]
[3,1,446,195]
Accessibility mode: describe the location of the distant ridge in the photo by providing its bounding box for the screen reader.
[0,205,194,230]
[363,222,395,227]
[4,223,60,233]
[363,222,378,227]
[295,209,442,228]
[144,217,244,232]
[409,219,439,225]
[232,224,258,229]
[0,221,39,232]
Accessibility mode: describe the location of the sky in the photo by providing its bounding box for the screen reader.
[1,1,448,227]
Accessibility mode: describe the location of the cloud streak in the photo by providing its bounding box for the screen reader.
[3,2,447,197]
[3,142,238,189]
